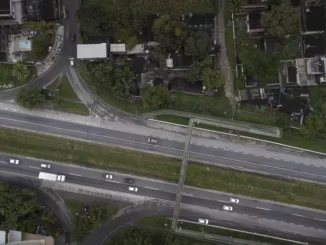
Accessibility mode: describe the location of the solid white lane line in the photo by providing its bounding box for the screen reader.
[292,213,305,217]
[2,115,326,179]
[256,207,271,211]
[69,173,82,177]
[0,169,34,178]
[29,166,41,169]
[144,186,158,190]
[105,180,120,183]
[313,218,326,222]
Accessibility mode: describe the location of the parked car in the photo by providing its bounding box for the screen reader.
[223,205,233,212]
[71,33,76,42]
[148,137,158,144]
[229,198,239,203]
[8,158,19,164]
[105,174,113,179]
[41,163,51,168]
[124,178,134,184]
[128,186,138,192]
[198,218,209,224]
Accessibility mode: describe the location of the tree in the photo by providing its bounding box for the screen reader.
[301,114,325,137]
[11,63,30,83]
[91,62,114,88]
[201,68,224,90]
[261,0,299,36]
[112,66,134,97]
[31,34,51,60]
[142,86,171,109]
[230,0,242,13]
[184,31,210,59]
[187,62,203,83]
[153,14,189,53]
[16,88,45,109]
[110,228,153,245]
[238,46,280,83]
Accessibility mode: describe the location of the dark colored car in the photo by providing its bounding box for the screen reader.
[71,34,76,42]
[124,178,135,184]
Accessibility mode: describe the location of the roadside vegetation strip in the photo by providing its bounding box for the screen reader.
[136,216,300,245]
[1,127,326,210]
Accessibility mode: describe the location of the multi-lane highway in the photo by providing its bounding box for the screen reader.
[1,153,326,232]
[1,108,326,184]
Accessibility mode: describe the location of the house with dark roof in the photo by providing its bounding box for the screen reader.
[301,4,326,34]
[302,34,326,57]
[23,0,58,21]
[246,12,264,33]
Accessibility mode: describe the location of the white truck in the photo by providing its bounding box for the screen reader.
[38,172,66,182]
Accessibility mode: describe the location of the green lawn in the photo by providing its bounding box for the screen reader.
[0,64,36,90]
[2,127,326,210]
[137,216,299,245]
[46,74,89,115]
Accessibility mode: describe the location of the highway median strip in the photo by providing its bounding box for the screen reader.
[1,127,326,211]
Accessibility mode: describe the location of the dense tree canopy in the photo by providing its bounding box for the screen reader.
[301,114,325,138]
[91,62,114,88]
[261,0,299,36]
[16,88,45,109]
[142,86,171,109]
[153,14,189,53]
[0,182,59,235]
[201,67,224,90]
[184,31,210,59]
[238,47,280,83]
[12,63,30,83]
[31,34,51,60]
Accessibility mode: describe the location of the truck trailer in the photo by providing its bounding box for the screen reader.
[38,172,66,182]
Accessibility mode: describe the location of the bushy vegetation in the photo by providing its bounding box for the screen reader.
[0,182,61,236]
[0,63,36,89]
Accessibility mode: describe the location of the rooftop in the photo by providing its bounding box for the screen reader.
[246,12,264,33]
[0,0,12,17]
[180,13,215,30]
[77,43,107,59]
[302,34,326,58]
[302,6,326,32]
[23,0,56,21]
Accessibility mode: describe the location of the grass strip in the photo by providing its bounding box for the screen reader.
[2,127,326,210]
[136,216,299,245]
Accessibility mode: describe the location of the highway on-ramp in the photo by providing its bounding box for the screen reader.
[0,153,326,233]
[0,109,326,184]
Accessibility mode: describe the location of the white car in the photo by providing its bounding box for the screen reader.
[105,174,113,179]
[69,57,74,66]
[9,158,19,164]
[148,137,158,144]
[128,186,138,192]
[41,163,51,168]
[223,205,233,212]
[198,218,209,224]
[229,198,239,204]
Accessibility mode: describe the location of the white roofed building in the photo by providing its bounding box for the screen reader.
[77,43,107,59]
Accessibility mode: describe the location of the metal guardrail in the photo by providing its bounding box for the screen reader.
[141,109,282,138]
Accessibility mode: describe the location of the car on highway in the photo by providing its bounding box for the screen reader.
[128,186,138,192]
[229,198,239,203]
[41,163,51,168]
[124,178,134,184]
[105,174,113,179]
[198,218,209,224]
[223,205,233,212]
[148,137,158,144]
[8,158,19,164]
[70,57,74,66]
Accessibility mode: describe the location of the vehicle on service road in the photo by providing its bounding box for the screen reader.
[41,163,51,168]
[223,205,233,212]
[128,186,138,192]
[70,57,74,66]
[124,178,134,184]
[8,158,19,164]
[229,198,239,203]
[105,174,113,179]
[198,218,209,224]
[38,172,66,182]
[148,137,158,144]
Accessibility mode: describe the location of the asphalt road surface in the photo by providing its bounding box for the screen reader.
[1,154,326,232]
[1,109,326,184]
